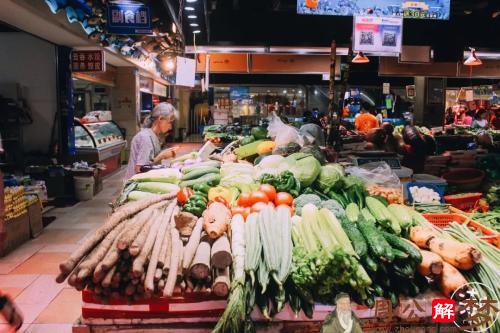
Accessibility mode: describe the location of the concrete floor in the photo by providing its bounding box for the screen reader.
[0,143,201,333]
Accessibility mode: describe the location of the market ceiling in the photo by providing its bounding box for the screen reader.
[185,0,500,50]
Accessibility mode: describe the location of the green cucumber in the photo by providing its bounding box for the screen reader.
[393,262,415,279]
[362,255,378,272]
[357,215,395,262]
[179,173,221,188]
[181,167,220,181]
[381,231,422,263]
[181,161,221,174]
[340,218,367,258]
[392,248,409,260]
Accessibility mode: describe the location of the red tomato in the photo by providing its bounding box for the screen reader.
[259,184,277,202]
[237,192,252,207]
[214,197,229,207]
[250,191,270,205]
[275,192,294,206]
[277,204,294,216]
[243,207,251,220]
[251,201,268,213]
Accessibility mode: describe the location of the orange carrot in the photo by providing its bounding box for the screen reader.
[418,250,444,277]
[439,262,468,298]
[410,226,437,249]
[428,237,481,270]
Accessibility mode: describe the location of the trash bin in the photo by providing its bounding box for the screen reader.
[73,176,95,201]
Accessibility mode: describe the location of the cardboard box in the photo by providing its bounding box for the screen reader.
[0,213,30,257]
[27,200,43,238]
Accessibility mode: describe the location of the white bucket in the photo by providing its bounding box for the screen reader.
[74,176,95,201]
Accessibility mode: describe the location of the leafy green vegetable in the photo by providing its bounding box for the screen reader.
[315,164,344,193]
[321,200,346,219]
[282,153,321,187]
[300,146,326,164]
[259,171,301,197]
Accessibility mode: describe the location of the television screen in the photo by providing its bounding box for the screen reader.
[297,0,451,20]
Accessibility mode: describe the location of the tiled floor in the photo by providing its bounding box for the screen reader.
[0,143,201,333]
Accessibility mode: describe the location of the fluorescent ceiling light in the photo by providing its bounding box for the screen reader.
[193,30,201,34]
[186,0,197,2]
[185,6,195,11]
[185,46,266,53]
[188,15,197,19]
[190,23,199,27]
[464,50,500,60]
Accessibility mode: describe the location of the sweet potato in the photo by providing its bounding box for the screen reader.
[418,250,444,277]
[203,202,231,239]
[428,237,481,270]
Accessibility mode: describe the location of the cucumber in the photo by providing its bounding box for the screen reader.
[340,218,367,258]
[408,281,420,297]
[381,231,422,263]
[362,255,378,272]
[345,203,360,223]
[372,284,384,297]
[393,262,415,279]
[179,173,221,188]
[181,167,220,181]
[392,248,409,260]
[181,161,220,174]
[361,208,377,224]
[357,215,395,262]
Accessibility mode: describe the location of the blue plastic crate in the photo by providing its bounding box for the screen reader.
[405,182,446,204]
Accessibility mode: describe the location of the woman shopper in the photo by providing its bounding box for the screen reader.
[125,102,179,179]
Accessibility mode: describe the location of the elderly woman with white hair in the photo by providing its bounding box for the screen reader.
[125,102,179,179]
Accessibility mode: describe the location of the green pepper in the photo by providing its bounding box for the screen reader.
[188,194,207,203]
[192,183,211,195]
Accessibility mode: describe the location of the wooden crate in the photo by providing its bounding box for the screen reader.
[0,213,30,257]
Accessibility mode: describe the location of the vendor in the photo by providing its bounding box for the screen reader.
[354,102,380,133]
[125,103,179,179]
[471,109,489,129]
[299,110,326,146]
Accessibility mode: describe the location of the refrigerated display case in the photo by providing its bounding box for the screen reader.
[74,119,126,176]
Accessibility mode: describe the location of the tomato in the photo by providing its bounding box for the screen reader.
[251,201,268,213]
[277,204,294,216]
[250,191,270,205]
[237,192,252,207]
[259,184,277,202]
[176,187,193,205]
[214,196,229,207]
[275,192,294,206]
[243,207,251,220]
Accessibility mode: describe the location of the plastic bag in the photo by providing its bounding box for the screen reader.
[267,112,303,147]
[346,162,401,189]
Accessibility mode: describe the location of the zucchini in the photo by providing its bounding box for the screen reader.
[340,218,367,258]
[381,231,423,263]
[388,204,413,229]
[357,215,395,262]
[234,140,265,159]
[181,167,220,181]
[181,161,220,174]
[345,203,360,223]
[179,173,221,188]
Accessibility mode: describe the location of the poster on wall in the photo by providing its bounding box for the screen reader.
[297,0,450,20]
[353,16,403,55]
[107,2,152,34]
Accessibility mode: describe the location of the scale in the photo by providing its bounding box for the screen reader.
[349,151,413,179]
[350,151,402,169]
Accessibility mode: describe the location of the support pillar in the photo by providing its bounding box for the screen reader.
[414,76,426,125]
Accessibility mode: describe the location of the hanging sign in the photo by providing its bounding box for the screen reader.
[107,2,152,35]
[175,56,196,87]
[353,16,403,55]
[71,50,106,72]
[297,0,450,20]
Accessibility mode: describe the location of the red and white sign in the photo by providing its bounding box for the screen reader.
[432,299,456,323]
[71,50,106,72]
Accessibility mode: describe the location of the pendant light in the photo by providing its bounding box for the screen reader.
[464,48,482,66]
[352,52,370,63]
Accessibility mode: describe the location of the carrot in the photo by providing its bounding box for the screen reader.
[210,233,232,269]
[439,262,468,298]
[189,240,211,280]
[182,218,204,270]
[145,203,176,293]
[212,267,230,297]
[132,208,165,278]
[428,237,481,270]
[203,202,231,239]
[410,226,438,249]
[163,227,182,297]
[59,193,176,275]
[116,201,169,250]
[418,250,444,277]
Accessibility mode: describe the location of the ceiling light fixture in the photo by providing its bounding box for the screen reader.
[463,48,482,66]
[190,23,199,27]
[186,0,198,2]
[193,30,201,34]
[188,15,197,19]
[352,51,370,63]
[283,90,287,94]
[185,6,195,11]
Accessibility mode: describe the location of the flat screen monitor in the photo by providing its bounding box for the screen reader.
[297,0,451,20]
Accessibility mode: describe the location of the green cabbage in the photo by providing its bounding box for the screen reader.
[281,153,321,187]
[316,164,344,193]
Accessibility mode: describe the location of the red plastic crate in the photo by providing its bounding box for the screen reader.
[444,193,482,212]
[423,213,499,248]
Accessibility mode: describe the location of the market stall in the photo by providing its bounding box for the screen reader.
[54,121,499,333]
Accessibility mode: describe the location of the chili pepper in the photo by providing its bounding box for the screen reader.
[176,187,194,205]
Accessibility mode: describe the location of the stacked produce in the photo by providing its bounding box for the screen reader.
[4,186,27,221]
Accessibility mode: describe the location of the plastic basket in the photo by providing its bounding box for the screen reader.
[405,182,445,204]
[423,213,499,247]
[444,193,482,212]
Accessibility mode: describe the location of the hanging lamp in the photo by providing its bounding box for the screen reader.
[352,52,370,63]
[463,48,482,66]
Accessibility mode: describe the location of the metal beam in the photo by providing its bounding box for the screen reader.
[161,0,183,37]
